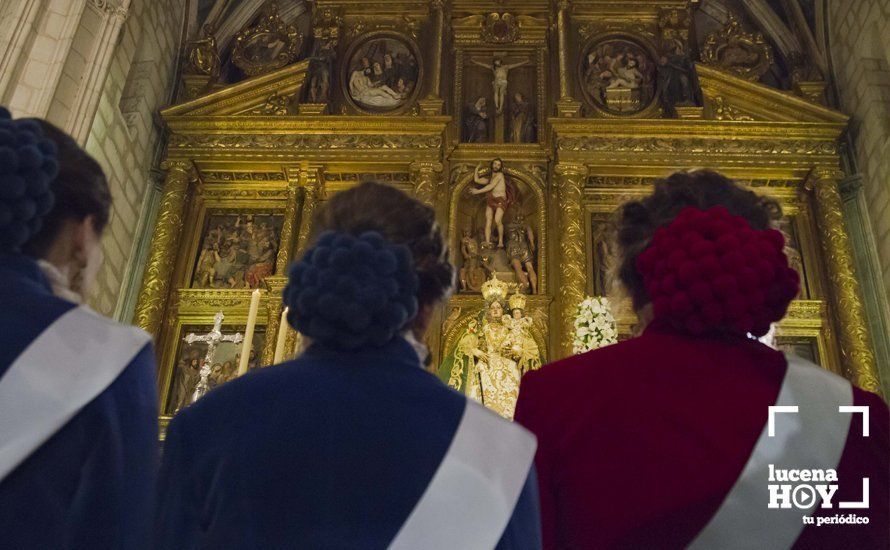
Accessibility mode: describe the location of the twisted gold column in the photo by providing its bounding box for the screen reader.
[133,161,193,338]
[811,169,880,393]
[555,163,588,358]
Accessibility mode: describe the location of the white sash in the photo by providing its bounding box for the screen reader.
[688,354,853,550]
[389,399,537,550]
[0,306,151,482]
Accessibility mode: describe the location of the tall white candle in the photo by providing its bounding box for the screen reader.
[273,307,290,364]
[237,289,262,376]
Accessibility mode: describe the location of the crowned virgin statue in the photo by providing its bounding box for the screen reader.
[443,276,542,419]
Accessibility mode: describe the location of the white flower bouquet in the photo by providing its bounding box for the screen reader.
[572,296,618,354]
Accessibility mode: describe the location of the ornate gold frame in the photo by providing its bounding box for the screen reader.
[340,29,425,115]
[576,31,663,119]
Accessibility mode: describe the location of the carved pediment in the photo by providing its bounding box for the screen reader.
[162,60,310,118]
[697,64,848,124]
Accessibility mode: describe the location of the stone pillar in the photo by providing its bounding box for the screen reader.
[69,1,130,143]
[810,168,881,392]
[411,160,444,211]
[133,160,193,337]
[555,0,581,117]
[555,163,588,358]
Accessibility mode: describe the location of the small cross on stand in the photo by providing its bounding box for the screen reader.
[184,312,243,404]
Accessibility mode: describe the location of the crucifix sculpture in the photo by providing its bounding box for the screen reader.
[470,55,531,114]
[184,312,244,404]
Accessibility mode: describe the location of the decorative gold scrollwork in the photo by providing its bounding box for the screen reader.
[232,2,304,77]
[481,13,519,44]
[701,13,773,82]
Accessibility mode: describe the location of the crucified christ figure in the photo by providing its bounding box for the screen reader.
[470,57,530,114]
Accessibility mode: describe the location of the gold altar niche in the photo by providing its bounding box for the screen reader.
[136,0,882,429]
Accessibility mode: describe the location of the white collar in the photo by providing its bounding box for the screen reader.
[402,330,430,367]
[36,259,82,304]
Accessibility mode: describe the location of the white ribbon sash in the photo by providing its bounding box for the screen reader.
[0,306,151,482]
[389,399,537,550]
[689,354,853,550]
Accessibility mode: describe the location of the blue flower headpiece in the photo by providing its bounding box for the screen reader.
[284,231,420,350]
[0,107,58,252]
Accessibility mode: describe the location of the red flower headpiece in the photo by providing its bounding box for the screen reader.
[636,205,799,337]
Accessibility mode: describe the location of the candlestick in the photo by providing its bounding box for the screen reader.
[273,307,290,364]
[237,289,261,376]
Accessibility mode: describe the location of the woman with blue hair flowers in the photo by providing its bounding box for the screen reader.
[0,109,158,547]
[156,181,542,549]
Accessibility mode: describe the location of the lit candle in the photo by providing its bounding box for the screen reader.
[273,307,290,364]
[237,289,262,376]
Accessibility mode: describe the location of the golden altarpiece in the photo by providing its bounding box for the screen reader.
[134,0,881,428]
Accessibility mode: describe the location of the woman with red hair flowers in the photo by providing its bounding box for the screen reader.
[515,170,888,549]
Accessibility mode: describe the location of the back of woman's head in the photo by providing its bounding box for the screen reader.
[23,120,111,258]
[284,181,455,350]
[615,170,797,337]
[0,107,110,258]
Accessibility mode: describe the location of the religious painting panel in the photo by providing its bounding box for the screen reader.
[342,31,422,114]
[190,211,284,290]
[453,160,542,295]
[165,324,266,415]
[460,51,537,144]
[579,35,658,116]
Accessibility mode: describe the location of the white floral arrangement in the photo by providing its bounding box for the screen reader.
[572,296,618,354]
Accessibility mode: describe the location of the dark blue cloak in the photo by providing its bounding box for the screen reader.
[155,336,541,549]
[0,254,158,548]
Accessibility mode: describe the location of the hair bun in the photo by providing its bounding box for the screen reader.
[284,230,420,350]
[0,107,58,253]
[637,205,799,337]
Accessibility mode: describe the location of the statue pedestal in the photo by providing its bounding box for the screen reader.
[182,74,213,100]
[676,106,703,119]
[418,97,444,115]
[556,98,582,117]
[298,103,328,115]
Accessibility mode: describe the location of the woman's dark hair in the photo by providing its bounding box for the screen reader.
[311,181,455,308]
[615,170,782,310]
[22,119,111,258]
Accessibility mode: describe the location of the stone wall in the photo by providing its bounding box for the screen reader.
[84,0,185,318]
[828,0,890,290]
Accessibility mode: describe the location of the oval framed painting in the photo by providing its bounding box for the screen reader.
[579,35,659,116]
[342,31,422,114]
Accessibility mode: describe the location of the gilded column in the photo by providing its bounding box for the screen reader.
[276,169,301,273]
[133,160,194,337]
[810,168,880,392]
[428,0,444,99]
[555,163,588,358]
[260,170,301,366]
[555,0,580,116]
[411,160,444,211]
[260,276,289,366]
[296,169,321,254]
